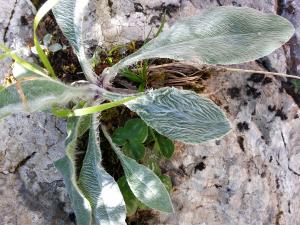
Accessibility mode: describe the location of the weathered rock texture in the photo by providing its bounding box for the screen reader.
[0,1,71,224]
[1,0,300,225]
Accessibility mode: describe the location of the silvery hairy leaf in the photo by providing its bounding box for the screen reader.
[0,77,93,119]
[52,0,98,83]
[103,87,231,144]
[55,116,93,225]
[79,117,126,225]
[110,6,294,74]
[102,126,173,213]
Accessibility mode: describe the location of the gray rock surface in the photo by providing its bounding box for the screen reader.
[1,0,300,225]
[0,1,71,224]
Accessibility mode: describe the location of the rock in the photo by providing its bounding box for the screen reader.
[0,1,72,224]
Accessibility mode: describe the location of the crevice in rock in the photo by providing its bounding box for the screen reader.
[3,0,18,42]
[216,0,223,6]
[275,0,285,15]
[288,165,300,176]
[13,151,36,173]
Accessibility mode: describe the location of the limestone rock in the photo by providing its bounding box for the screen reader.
[0,1,72,224]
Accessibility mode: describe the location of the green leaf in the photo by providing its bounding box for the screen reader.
[53,0,98,83]
[159,175,172,193]
[112,118,148,145]
[112,127,128,145]
[0,77,94,119]
[153,131,174,159]
[147,160,161,175]
[0,44,49,78]
[123,141,145,161]
[105,87,231,144]
[111,6,294,73]
[102,126,173,213]
[117,176,139,216]
[121,155,173,212]
[33,0,58,78]
[55,116,93,225]
[51,107,73,118]
[125,118,148,143]
[79,121,126,225]
[120,68,144,83]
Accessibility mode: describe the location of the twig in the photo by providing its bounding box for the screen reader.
[220,67,300,80]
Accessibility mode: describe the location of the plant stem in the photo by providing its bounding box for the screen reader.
[73,95,138,116]
[220,67,300,80]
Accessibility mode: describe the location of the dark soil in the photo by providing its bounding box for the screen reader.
[37,13,85,83]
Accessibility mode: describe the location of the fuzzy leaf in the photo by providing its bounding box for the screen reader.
[111,6,294,73]
[104,87,231,144]
[119,154,173,213]
[102,126,173,213]
[0,78,93,119]
[53,0,98,83]
[55,116,93,225]
[79,124,126,225]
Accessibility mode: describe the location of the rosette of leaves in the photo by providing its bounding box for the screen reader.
[0,0,295,224]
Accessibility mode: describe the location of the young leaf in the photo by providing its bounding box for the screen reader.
[102,125,173,213]
[153,131,174,159]
[110,6,295,73]
[0,78,94,119]
[79,121,126,225]
[123,141,145,161]
[104,87,231,144]
[55,116,93,225]
[124,119,148,143]
[52,0,98,83]
[112,118,148,145]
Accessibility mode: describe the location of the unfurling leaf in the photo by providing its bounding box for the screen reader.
[104,87,231,144]
[111,6,294,73]
[79,121,126,225]
[0,77,94,119]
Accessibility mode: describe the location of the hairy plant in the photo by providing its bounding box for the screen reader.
[0,0,295,224]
